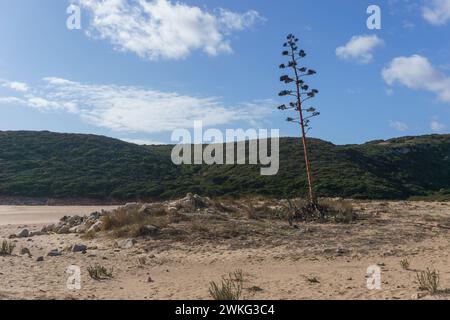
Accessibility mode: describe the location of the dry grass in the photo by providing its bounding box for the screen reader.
[0,240,16,256]
[101,207,168,238]
[87,264,113,280]
[416,268,440,294]
[400,258,410,270]
[209,269,244,300]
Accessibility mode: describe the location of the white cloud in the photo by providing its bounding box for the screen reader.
[72,0,264,60]
[423,0,450,25]
[430,120,447,132]
[336,35,384,64]
[1,80,28,92]
[121,138,164,145]
[382,55,450,103]
[0,77,273,133]
[389,120,409,132]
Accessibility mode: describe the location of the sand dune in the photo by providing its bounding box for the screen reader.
[0,201,449,300]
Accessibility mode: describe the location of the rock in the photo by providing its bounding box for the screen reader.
[47,249,62,257]
[20,247,32,257]
[66,215,83,227]
[71,244,87,253]
[116,238,137,249]
[411,292,428,300]
[138,203,164,214]
[18,229,30,238]
[123,202,140,212]
[177,193,207,212]
[69,224,87,234]
[335,248,347,256]
[89,211,103,220]
[41,224,56,233]
[87,221,103,233]
[36,256,44,262]
[29,231,45,237]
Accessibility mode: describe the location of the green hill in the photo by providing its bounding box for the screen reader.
[0,131,449,201]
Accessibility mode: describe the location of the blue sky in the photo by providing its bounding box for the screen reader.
[0,0,449,145]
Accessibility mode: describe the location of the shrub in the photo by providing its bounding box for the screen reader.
[0,240,16,255]
[416,268,440,294]
[101,207,168,238]
[400,259,410,270]
[209,270,244,300]
[87,264,113,280]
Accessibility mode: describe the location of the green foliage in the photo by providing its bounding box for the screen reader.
[0,131,449,201]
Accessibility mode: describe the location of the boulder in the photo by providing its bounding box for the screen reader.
[138,203,164,214]
[123,202,140,212]
[56,225,70,234]
[116,238,137,249]
[87,221,103,233]
[69,224,87,234]
[18,229,30,238]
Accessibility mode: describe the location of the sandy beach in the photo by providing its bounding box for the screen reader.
[0,206,119,226]
[0,200,449,300]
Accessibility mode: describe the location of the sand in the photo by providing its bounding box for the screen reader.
[0,206,118,226]
[0,201,449,300]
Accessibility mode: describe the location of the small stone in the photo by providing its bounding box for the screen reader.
[20,247,32,257]
[36,256,44,262]
[71,244,87,253]
[47,249,62,257]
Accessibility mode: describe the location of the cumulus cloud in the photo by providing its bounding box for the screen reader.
[382,55,450,103]
[423,0,450,25]
[1,80,28,92]
[430,120,447,132]
[389,120,409,132]
[72,0,264,60]
[336,34,384,64]
[0,77,273,133]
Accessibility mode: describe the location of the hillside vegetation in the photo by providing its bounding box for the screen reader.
[0,131,449,201]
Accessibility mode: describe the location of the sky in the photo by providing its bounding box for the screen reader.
[0,0,449,145]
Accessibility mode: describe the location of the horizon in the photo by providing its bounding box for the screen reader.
[1,128,448,147]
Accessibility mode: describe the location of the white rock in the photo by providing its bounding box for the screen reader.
[87,221,103,233]
[116,238,137,249]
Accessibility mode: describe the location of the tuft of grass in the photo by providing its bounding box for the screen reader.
[101,207,168,238]
[0,240,16,255]
[209,269,244,300]
[416,268,440,294]
[87,264,113,280]
[400,258,410,270]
